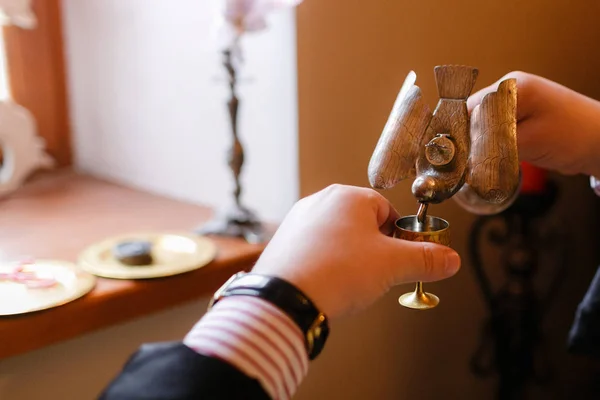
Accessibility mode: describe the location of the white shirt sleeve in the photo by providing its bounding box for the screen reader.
[183,296,309,400]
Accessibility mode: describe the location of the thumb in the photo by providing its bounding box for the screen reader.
[383,237,461,284]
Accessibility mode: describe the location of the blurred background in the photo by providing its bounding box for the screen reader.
[1,0,600,399]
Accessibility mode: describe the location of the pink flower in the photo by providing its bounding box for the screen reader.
[224,0,302,33]
[216,0,303,48]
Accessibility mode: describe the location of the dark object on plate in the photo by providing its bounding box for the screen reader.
[113,241,153,266]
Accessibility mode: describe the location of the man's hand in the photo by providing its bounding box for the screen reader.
[468,71,600,177]
[252,185,461,318]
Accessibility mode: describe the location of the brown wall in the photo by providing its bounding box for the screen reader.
[296,1,600,399]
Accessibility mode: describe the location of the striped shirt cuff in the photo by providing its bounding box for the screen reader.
[183,296,309,400]
[592,176,600,197]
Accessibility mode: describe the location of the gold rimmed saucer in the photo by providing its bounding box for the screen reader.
[78,232,217,279]
[0,260,96,316]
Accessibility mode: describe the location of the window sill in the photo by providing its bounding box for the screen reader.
[0,170,265,360]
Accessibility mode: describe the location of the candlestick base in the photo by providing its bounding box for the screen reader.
[195,205,269,244]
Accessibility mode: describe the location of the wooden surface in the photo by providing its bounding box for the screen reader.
[0,170,265,359]
[453,78,520,215]
[412,66,476,204]
[414,98,470,203]
[434,65,478,100]
[3,0,72,166]
[368,66,475,204]
[369,65,517,209]
[467,78,519,204]
[368,71,431,190]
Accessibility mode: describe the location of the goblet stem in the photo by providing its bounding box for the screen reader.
[415,281,425,295]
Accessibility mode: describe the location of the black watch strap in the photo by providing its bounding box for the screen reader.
[208,272,330,360]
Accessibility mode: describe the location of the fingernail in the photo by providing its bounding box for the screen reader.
[444,250,461,275]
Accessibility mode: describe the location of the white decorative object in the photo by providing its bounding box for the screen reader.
[0,0,51,197]
[0,0,36,29]
[0,101,54,197]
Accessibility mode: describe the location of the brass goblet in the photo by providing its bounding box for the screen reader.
[395,211,450,310]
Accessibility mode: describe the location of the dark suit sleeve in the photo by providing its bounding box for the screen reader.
[99,342,270,400]
[568,266,600,358]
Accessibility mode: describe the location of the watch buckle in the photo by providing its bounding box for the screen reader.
[306,313,326,358]
[208,272,246,310]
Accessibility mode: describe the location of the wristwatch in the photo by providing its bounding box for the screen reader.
[208,272,330,360]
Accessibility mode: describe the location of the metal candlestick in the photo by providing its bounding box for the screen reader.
[196,48,267,244]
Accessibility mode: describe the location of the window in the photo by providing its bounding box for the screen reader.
[1,0,71,167]
[0,29,10,101]
[0,28,7,165]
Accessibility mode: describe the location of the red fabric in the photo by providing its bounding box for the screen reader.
[520,162,547,194]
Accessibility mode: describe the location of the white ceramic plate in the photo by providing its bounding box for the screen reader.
[0,260,96,316]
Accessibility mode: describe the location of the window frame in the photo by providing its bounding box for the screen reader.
[2,0,71,167]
